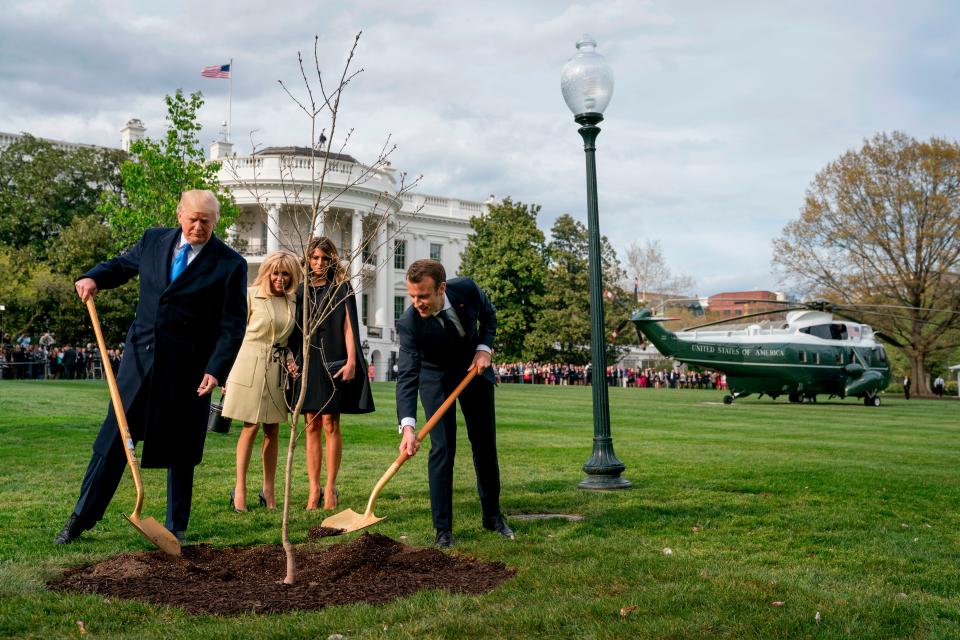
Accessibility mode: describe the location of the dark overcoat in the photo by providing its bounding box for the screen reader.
[84,227,247,468]
[287,279,375,415]
[395,277,497,423]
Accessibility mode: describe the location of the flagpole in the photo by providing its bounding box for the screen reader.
[228,58,233,142]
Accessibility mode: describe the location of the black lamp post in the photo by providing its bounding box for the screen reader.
[562,34,630,490]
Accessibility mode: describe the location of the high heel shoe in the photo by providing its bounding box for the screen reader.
[323,488,340,511]
[229,489,246,513]
[258,490,276,510]
[306,488,323,511]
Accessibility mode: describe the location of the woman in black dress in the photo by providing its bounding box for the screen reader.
[288,237,374,510]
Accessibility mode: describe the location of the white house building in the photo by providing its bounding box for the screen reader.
[205,137,487,381]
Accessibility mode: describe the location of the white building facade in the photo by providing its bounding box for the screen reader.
[211,140,485,381]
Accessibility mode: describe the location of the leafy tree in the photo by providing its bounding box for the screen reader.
[0,244,76,340]
[525,214,628,364]
[0,217,136,345]
[0,135,131,344]
[773,131,960,395]
[459,198,547,360]
[99,90,238,250]
[0,135,124,259]
[49,214,138,345]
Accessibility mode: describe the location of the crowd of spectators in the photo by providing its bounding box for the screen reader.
[495,362,727,390]
[3,332,730,390]
[0,332,122,380]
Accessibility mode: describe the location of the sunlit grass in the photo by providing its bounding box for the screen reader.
[0,380,957,638]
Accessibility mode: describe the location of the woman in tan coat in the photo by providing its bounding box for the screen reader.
[223,250,300,511]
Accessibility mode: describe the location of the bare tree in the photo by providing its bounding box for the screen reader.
[773,131,960,395]
[224,33,421,584]
[623,239,695,304]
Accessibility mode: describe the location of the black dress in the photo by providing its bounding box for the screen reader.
[287,280,375,415]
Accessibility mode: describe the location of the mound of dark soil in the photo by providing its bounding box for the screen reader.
[48,533,515,616]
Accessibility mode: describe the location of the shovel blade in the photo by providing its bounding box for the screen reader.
[125,514,181,556]
[321,508,386,533]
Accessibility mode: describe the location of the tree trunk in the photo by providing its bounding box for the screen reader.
[281,416,298,585]
[910,354,931,396]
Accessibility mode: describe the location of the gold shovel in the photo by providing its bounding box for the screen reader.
[85,297,181,556]
[322,367,479,533]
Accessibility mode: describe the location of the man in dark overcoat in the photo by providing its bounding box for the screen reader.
[55,189,247,545]
[396,259,514,549]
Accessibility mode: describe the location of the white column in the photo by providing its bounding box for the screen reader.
[350,211,364,329]
[266,204,280,254]
[374,218,389,329]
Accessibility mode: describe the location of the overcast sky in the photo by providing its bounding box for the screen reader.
[2,1,959,294]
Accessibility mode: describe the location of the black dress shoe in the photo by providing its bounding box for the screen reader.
[482,514,516,540]
[55,513,88,545]
[434,529,453,549]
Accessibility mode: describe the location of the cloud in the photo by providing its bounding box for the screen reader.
[2,0,958,294]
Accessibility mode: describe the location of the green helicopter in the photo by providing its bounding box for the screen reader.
[630,301,895,406]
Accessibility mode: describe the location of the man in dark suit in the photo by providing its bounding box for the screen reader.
[61,344,78,379]
[55,189,247,545]
[397,259,513,549]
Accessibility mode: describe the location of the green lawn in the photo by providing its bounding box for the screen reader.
[0,380,957,639]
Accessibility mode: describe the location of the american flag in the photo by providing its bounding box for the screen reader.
[201,64,231,79]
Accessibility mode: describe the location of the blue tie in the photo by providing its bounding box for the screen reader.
[170,244,190,281]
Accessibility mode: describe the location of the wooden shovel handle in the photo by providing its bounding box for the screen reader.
[414,367,478,444]
[361,367,479,517]
[85,297,146,519]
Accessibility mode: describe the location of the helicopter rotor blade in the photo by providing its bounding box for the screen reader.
[682,307,806,331]
[830,306,960,332]
[872,331,905,348]
[832,302,960,315]
[609,318,631,340]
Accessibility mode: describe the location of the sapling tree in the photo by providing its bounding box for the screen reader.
[225,33,421,584]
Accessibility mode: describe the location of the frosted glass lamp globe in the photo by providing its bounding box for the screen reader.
[560,34,614,116]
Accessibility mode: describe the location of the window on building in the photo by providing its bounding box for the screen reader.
[430,242,442,261]
[394,296,406,323]
[260,222,268,253]
[361,294,370,327]
[394,240,406,269]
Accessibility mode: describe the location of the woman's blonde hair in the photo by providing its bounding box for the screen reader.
[306,236,348,285]
[254,250,301,296]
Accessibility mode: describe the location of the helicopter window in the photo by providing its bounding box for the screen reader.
[830,324,848,340]
[835,352,844,364]
[799,351,807,363]
[799,324,834,340]
[814,353,821,365]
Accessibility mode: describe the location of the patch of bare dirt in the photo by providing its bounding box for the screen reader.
[48,533,515,616]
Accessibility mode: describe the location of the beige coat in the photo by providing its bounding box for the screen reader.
[222,286,296,424]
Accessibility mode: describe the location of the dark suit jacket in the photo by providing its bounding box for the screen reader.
[395,277,496,424]
[84,227,247,468]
